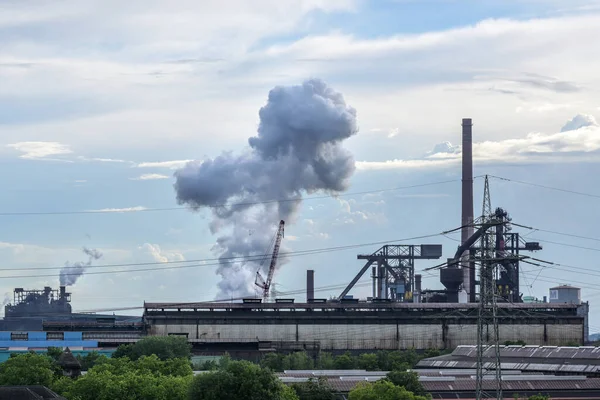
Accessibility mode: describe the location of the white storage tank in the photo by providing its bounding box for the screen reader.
[549,285,581,304]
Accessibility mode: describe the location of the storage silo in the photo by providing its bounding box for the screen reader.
[549,285,581,304]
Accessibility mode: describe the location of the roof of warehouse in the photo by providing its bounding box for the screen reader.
[417,345,600,373]
[279,373,600,394]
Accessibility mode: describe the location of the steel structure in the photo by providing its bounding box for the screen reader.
[338,244,442,301]
[476,176,503,400]
[255,220,285,301]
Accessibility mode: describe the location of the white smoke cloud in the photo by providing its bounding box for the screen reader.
[174,79,358,298]
[59,247,103,286]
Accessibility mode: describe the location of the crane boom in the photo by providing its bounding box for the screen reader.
[256,220,285,301]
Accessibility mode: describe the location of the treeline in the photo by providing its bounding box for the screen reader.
[0,337,547,400]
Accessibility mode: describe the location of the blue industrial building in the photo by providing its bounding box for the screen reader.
[0,331,115,363]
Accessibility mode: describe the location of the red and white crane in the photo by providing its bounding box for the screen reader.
[255,220,285,301]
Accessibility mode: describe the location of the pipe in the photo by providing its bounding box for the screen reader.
[371,266,377,299]
[461,118,474,302]
[306,270,314,302]
[415,274,422,303]
[59,286,66,300]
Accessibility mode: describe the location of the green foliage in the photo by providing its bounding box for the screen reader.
[504,340,527,346]
[348,380,429,400]
[386,370,428,397]
[0,353,56,387]
[56,354,193,400]
[77,351,105,371]
[528,395,550,400]
[333,352,356,369]
[357,353,379,371]
[283,352,314,370]
[291,377,336,400]
[261,353,286,371]
[113,336,192,361]
[259,348,438,374]
[316,352,335,369]
[189,360,297,400]
[196,359,219,371]
[46,347,64,361]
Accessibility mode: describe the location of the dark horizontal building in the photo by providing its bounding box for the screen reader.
[143,301,586,355]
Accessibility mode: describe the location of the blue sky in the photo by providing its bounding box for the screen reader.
[1,0,600,329]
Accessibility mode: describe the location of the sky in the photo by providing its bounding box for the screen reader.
[1,0,600,329]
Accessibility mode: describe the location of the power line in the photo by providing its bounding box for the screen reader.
[0,230,456,279]
[0,179,461,217]
[489,175,600,200]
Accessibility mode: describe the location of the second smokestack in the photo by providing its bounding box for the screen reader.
[461,118,474,303]
[306,270,314,302]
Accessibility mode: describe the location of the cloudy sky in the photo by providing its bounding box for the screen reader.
[1,0,600,329]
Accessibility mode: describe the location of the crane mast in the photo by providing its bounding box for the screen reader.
[255,220,285,301]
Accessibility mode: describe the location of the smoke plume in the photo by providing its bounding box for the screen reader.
[2,293,10,307]
[174,79,358,298]
[59,247,103,286]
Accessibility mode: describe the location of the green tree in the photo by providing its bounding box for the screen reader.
[0,353,56,387]
[528,395,550,400]
[46,347,64,361]
[357,353,379,371]
[316,352,335,369]
[283,352,314,370]
[113,336,191,361]
[333,352,355,369]
[261,353,285,371]
[386,370,428,397]
[189,360,298,400]
[291,377,336,400]
[348,380,428,400]
[77,351,105,371]
[57,354,194,400]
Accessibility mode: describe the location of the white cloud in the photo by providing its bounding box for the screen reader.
[130,173,170,181]
[6,141,72,160]
[136,160,193,169]
[357,115,600,170]
[138,243,185,263]
[88,206,148,213]
[561,113,598,132]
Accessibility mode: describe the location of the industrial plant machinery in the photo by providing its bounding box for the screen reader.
[338,244,442,302]
[4,286,72,318]
[255,220,285,301]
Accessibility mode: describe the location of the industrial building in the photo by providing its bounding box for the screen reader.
[279,369,600,399]
[139,118,590,356]
[0,118,590,359]
[143,300,585,355]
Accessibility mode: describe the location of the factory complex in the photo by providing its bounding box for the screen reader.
[0,119,591,362]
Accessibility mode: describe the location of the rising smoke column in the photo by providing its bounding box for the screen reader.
[59,247,103,286]
[174,79,358,298]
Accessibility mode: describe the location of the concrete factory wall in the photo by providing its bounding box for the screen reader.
[148,322,583,350]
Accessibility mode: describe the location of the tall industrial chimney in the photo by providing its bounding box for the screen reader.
[306,270,314,302]
[461,118,474,302]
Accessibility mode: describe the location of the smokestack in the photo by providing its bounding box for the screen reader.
[60,286,66,300]
[414,274,422,303]
[371,266,377,299]
[461,118,474,302]
[306,270,314,302]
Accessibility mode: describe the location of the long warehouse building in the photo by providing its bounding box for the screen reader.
[143,300,587,354]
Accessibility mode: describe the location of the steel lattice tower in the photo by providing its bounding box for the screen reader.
[475,175,503,400]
